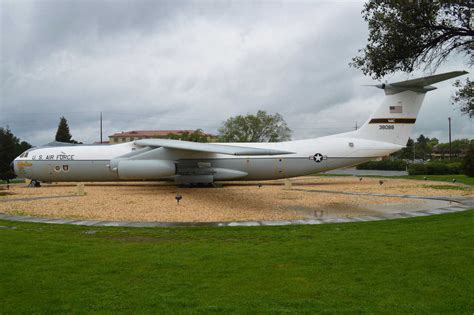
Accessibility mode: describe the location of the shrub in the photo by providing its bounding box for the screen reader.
[356,160,407,171]
[408,161,464,175]
[425,162,449,175]
[446,162,463,175]
[464,144,474,177]
[408,163,427,175]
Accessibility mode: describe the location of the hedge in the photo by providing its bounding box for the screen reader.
[408,161,463,175]
[356,160,407,171]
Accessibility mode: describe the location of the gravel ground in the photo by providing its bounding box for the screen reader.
[0,177,471,222]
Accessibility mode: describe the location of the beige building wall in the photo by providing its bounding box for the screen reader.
[108,136,145,144]
[108,131,217,144]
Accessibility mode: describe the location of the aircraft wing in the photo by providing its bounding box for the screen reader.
[134,139,294,156]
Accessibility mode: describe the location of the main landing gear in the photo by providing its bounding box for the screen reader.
[28,180,41,188]
[179,182,223,188]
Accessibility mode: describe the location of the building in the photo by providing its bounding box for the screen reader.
[108,130,216,144]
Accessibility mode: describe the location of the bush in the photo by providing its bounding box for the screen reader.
[425,162,450,175]
[447,162,463,174]
[356,160,407,171]
[408,161,464,175]
[464,144,474,177]
[408,163,427,175]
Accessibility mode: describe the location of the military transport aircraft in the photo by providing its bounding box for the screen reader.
[13,71,467,186]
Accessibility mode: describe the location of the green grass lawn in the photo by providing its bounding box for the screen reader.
[0,179,26,184]
[1,211,473,313]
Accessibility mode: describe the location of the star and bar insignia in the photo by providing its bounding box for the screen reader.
[309,153,327,163]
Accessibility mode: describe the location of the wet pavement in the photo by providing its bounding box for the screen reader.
[323,168,408,177]
[0,191,471,228]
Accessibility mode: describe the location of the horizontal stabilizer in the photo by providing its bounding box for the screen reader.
[373,71,468,95]
[391,71,468,87]
[134,139,295,156]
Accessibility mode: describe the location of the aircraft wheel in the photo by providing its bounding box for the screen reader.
[29,180,41,188]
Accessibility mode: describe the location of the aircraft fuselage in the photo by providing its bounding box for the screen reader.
[14,136,401,183]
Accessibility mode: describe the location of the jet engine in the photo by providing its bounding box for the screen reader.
[117,160,176,180]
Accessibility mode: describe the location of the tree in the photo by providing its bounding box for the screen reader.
[452,78,473,117]
[392,135,472,160]
[350,1,473,116]
[450,138,473,156]
[392,137,414,160]
[415,134,432,160]
[164,129,211,143]
[428,137,439,148]
[392,135,442,160]
[219,110,292,142]
[0,127,32,180]
[463,143,474,177]
[55,116,77,143]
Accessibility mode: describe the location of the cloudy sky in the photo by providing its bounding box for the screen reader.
[1,0,472,146]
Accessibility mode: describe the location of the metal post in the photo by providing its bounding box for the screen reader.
[448,117,452,160]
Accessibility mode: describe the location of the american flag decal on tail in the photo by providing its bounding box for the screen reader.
[389,105,403,113]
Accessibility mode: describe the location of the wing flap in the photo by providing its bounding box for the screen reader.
[134,139,294,156]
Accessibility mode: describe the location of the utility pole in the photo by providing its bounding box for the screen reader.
[448,117,452,160]
[413,142,416,162]
[100,112,103,144]
[355,121,358,130]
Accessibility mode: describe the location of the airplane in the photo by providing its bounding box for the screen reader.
[13,71,468,186]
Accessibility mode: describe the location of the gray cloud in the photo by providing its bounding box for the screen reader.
[1,0,471,146]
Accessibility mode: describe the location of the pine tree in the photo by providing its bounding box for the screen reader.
[55,116,73,143]
[0,127,32,180]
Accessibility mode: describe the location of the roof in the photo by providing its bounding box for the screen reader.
[109,130,213,138]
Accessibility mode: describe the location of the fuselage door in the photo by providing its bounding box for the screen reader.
[275,158,285,176]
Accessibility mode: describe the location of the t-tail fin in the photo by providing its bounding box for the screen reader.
[352,71,468,146]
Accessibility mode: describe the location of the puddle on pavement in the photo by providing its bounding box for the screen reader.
[287,199,454,219]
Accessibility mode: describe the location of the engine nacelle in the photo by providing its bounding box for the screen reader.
[117,160,176,180]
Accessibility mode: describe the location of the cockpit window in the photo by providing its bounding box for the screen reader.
[24,152,28,158]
